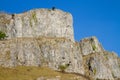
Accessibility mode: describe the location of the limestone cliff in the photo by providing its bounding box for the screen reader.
[0,9,74,41]
[0,8,120,80]
[81,37,120,80]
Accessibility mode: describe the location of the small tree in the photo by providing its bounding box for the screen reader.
[0,31,7,40]
[58,63,70,73]
[52,7,55,11]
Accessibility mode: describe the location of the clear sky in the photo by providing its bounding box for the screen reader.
[0,0,120,56]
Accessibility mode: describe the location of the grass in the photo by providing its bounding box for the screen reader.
[0,66,86,80]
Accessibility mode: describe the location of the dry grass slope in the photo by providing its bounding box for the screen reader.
[0,66,88,80]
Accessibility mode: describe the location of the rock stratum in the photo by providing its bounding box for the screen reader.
[0,8,120,80]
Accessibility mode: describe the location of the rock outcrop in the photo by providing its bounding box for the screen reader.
[80,37,104,55]
[81,37,120,80]
[0,37,84,75]
[0,8,120,80]
[0,9,74,41]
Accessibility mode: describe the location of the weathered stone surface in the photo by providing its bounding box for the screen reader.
[81,37,120,80]
[118,58,120,68]
[0,36,120,80]
[0,37,84,74]
[0,9,74,41]
[0,9,120,80]
[104,51,120,79]
[80,36,104,55]
[83,53,114,80]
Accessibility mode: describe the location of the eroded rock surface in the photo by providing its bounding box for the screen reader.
[0,9,120,80]
[81,37,120,80]
[0,9,74,41]
[80,36,104,55]
[0,37,84,74]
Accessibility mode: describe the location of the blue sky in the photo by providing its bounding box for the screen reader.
[0,0,120,56]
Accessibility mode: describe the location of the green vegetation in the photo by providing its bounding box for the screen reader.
[92,45,97,51]
[90,38,97,51]
[30,18,33,27]
[29,12,37,27]
[112,73,115,78]
[105,56,108,60]
[96,78,100,80]
[0,66,83,80]
[104,53,109,60]
[0,31,7,40]
[93,68,97,75]
[90,38,94,42]
[32,12,37,23]
[58,64,70,72]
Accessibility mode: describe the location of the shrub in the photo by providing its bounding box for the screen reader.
[58,63,70,73]
[52,7,55,10]
[0,31,7,40]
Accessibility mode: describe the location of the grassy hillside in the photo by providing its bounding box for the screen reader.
[0,66,87,80]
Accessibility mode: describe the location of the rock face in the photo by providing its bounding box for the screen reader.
[80,36,104,55]
[104,52,120,79]
[0,9,74,41]
[0,37,84,75]
[0,8,120,80]
[81,37,120,80]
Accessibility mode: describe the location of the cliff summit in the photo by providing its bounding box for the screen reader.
[0,9,74,41]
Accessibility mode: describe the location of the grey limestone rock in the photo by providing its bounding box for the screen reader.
[83,52,114,80]
[0,9,74,41]
[0,37,84,75]
[80,36,104,55]
[104,51,120,79]
[0,9,120,80]
[81,37,120,80]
